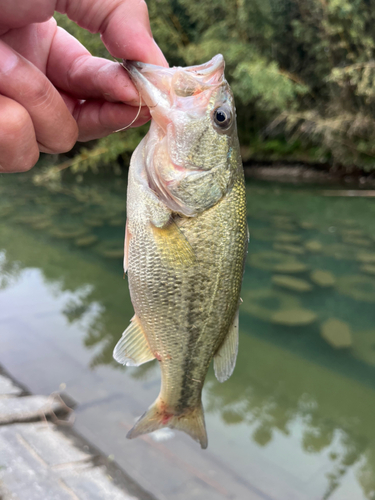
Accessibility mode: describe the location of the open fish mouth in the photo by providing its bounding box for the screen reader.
[122,55,225,129]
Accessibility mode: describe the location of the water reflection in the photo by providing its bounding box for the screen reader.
[0,251,22,290]
[1,173,375,498]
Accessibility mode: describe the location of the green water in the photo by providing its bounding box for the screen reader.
[1,172,375,499]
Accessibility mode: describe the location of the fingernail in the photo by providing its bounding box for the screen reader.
[0,41,19,74]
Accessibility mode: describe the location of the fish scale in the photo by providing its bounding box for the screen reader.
[134,186,244,400]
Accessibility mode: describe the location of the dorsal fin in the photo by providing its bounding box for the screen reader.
[214,309,239,382]
[113,315,155,366]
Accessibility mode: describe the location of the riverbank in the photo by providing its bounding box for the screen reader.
[244,162,375,187]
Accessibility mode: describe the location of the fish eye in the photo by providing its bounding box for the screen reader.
[213,106,232,129]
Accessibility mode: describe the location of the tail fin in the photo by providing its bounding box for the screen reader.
[127,397,208,449]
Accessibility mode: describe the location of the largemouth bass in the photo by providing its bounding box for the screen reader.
[114,55,248,449]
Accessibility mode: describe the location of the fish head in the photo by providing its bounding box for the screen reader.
[123,55,241,217]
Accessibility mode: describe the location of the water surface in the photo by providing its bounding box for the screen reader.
[0,172,375,500]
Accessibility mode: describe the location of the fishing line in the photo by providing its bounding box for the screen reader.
[113,61,143,133]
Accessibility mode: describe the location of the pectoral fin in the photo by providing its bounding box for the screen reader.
[214,309,239,383]
[113,315,155,367]
[151,219,195,267]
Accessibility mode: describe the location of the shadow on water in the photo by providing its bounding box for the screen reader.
[1,172,375,498]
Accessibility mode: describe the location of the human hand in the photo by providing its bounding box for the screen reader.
[0,0,167,172]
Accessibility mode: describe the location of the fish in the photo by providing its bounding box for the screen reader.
[113,54,248,449]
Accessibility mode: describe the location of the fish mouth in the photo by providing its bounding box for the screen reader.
[122,55,225,129]
[183,55,225,79]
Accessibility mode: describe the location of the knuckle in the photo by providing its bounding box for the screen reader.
[27,77,52,108]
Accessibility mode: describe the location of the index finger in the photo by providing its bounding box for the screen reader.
[58,0,168,67]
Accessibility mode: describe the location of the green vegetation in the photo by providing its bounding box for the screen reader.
[48,1,375,182]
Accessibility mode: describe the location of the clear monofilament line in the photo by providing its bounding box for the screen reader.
[114,62,143,133]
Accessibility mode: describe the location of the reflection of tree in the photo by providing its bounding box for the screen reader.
[0,251,22,290]
[222,409,244,425]
[62,286,97,324]
[302,419,334,454]
[63,300,91,323]
[323,433,368,499]
[204,331,375,499]
[357,449,375,500]
[252,424,272,446]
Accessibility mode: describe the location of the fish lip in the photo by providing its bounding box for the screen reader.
[186,54,225,78]
[122,59,170,111]
[123,54,224,80]
[123,53,224,73]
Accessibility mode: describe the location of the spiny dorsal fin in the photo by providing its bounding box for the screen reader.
[214,309,239,383]
[151,219,195,267]
[113,315,155,367]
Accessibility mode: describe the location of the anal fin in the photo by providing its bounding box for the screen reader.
[113,315,155,367]
[214,309,239,383]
